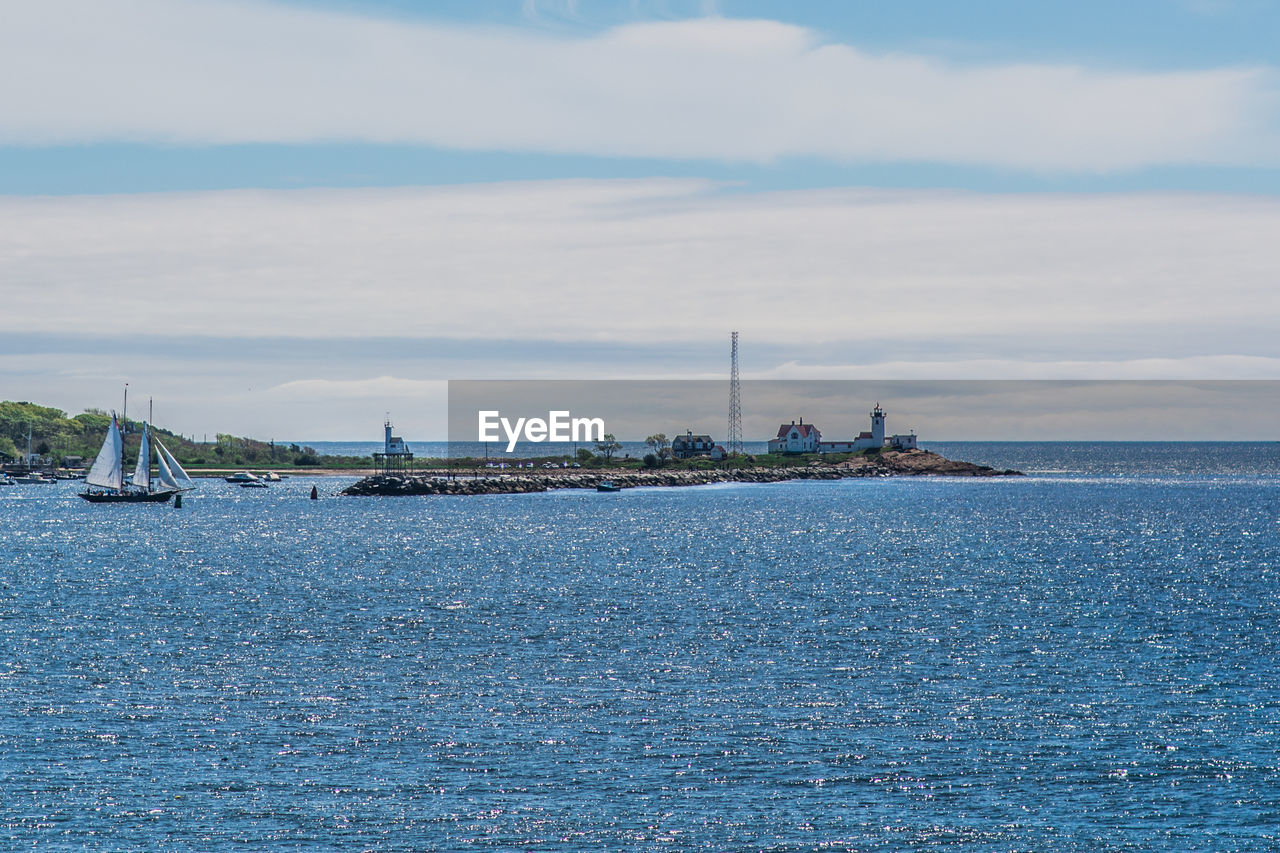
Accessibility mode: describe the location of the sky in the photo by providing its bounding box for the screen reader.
[1,0,1278,440]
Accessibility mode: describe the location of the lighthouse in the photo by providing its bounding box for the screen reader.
[374,418,414,473]
[871,403,886,446]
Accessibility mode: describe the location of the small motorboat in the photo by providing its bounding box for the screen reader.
[225,471,262,484]
[13,472,55,484]
[0,474,15,486]
[596,480,622,492]
[261,471,282,482]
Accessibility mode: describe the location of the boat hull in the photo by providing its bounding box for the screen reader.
[79,490,175,503]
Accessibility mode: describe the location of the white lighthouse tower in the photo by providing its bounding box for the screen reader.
[870,403,886,446]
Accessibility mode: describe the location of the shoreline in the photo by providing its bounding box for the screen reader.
[341,450,1022,496]
[191,468,378,478]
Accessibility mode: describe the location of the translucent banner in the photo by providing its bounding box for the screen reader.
[444,379,1280,458]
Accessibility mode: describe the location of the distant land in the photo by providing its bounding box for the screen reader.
[343,450,1022,497]
[0,400,368,472]
[1,400,1020,482]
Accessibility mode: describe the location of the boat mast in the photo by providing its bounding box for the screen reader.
[121,384,128,493]
[147,397,153,493]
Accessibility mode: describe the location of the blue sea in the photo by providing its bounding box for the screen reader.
[2,443,1278,850]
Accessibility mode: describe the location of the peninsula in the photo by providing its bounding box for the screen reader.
[341,448,1021,497]
[1,399,1022,492]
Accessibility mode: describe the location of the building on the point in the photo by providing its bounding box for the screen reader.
[767,419,822,454]
[373,419,414,473]
[888,432,917,450]
[807,404,918,454]
[672,430,716,459]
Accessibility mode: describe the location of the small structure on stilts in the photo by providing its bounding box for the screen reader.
[373,418,414,475]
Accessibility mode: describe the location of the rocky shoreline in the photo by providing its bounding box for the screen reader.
[341,449,1021,496]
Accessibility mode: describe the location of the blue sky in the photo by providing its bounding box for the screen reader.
[1,0,1278,438]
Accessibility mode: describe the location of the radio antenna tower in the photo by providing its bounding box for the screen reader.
[728,331,743,455]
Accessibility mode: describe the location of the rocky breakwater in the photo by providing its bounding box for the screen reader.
[341,450,1020,497]
[850,449,1022,477]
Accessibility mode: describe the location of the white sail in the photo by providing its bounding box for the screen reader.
[155,443,179,491]
[86,417,124,491]
[131,423,151,489]
[154,438,195,490]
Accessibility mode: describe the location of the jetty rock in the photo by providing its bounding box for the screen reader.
[340,449,1020,497]
[859,449,1021,477]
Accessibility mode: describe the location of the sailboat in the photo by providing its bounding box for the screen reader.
[80,415,196,503]
[14,424,55,483]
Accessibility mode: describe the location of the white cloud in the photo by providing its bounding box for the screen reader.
[761,356,1280,380]
[267,376,445,400]
[3,180,1278,354]
[0,0,1276,170]
[259,377,448,440]
[4,179,1280,437]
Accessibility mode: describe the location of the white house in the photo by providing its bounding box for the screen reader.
[768,419,822,454]
[889,432,917,450]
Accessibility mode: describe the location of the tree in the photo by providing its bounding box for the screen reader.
[74,411,111,433]
[576,448,594,462]
[595,433,622,461]
[645,433,669,461]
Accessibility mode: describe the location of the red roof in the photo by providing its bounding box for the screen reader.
[776,422,819,439]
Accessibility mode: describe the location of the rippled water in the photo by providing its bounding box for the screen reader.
[3,447,1279,850]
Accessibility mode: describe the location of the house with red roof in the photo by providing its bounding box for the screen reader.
[767,418,822,454]
[770,406,918,455]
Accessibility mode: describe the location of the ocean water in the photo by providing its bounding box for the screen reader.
[2,444,1278,850]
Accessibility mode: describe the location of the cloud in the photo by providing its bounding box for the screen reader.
[267,376,445,400]
[260,377,448,440]
[1,0,1276,170]
[4,178,1280,437]
[761,356,1280,380]
[3,180,1278,355]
